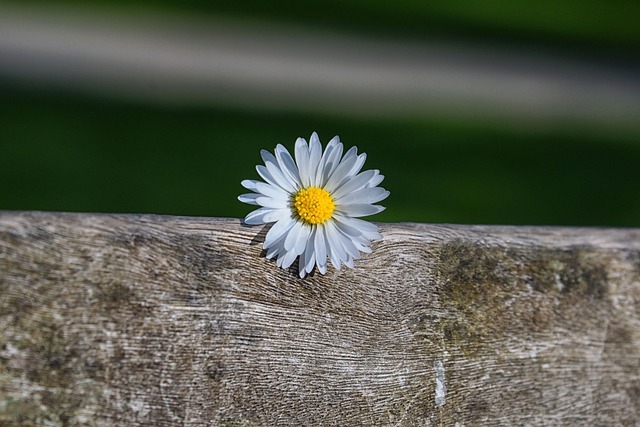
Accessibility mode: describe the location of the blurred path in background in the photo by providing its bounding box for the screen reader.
[1,4,639,128]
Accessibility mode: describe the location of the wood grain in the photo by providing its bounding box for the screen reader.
[1,211,639,426]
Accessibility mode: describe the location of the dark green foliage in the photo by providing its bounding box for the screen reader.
[2,83,640,226]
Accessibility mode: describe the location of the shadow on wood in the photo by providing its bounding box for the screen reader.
[1,211,639,426]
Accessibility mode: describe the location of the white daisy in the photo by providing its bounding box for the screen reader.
[238,132,389,278]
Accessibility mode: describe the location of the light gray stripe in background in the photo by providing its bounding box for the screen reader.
[1,5,638,127]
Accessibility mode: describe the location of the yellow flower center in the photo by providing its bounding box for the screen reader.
[293,186,335,225]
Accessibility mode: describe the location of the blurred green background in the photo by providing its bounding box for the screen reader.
[1,0,639,226]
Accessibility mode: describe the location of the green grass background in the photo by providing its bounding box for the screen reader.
[2,83,639,227]
[1,1,639,226]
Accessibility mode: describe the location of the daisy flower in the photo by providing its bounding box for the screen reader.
[238,132,389,278]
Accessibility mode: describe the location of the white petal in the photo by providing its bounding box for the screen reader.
[295,224,312,256]
[255,165,275,187]
[241,179,260,191]
[294,137,311,187]
[265,245,280,259]
[265,224,290,260]
[243,207,276,225]
[265,166,295,194]
[361,230,382,241]
[305,235,317,274]
[320,138,344,186]
[328,221,360,260]
[262,208,290,223]
[330,169,377,200]
[344,257,355,269]
[333,216,363,237]
[308,132,323,186]
[359,227,382,240]
[314,225,328,274]
[334,214,380,234]
[264,217,295,249]
[265,233,287,259]
[323,225,341,270]
[314,136,338,186]
[261,150,297,193]
[350,232,374,247]
[326,248,339,270]
[238,193,260,205]
[346,153,367,181]
[336,203,385,218]
[281,249,298,269]
[300,228,317,277]
[274,144,302,187]
[325,222,349,268]
[334,214,382,242]
[284,220,305,252]
[336,187,389,204]
[255,196,288,209]
[254,182,289,200]
[355,241,372,253]
[324,146,359,192]
[367,172,385,188]
[256,156,294,193]
[299,246,309,278]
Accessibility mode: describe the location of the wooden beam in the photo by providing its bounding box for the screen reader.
[1,211,639,425]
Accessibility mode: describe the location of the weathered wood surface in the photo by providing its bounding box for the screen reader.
[1,211,640,426]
